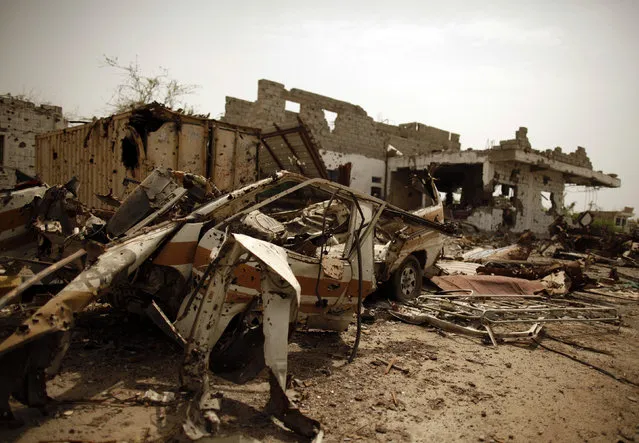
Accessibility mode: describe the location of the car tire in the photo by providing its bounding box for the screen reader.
[392,255,423,302]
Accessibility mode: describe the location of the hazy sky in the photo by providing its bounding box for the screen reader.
[1,0,637,212]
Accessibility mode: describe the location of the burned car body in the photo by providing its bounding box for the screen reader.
[0,168,450,437]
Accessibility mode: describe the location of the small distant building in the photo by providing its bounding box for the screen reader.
[0,95,67,188]
[590,207,635,233]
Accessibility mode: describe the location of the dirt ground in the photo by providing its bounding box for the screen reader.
[1,286,639,443]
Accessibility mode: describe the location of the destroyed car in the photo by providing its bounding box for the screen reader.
[0,168,452,438]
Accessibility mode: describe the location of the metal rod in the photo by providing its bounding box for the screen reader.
[485,316,619,324]
[125,188,187,237]
[484,306,613,314]
[273,123,308,176]
[421,294,544,299]
[296,120,329,179]
[260,138,285,171]
[484,323,498,346]
[261,126,303,138]
[0,248,86,309]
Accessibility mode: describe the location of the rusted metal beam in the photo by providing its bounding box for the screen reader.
[0,248,87,310]
[260,137,285,171]
[261,126,304,139]
[296,118,329,179]
[273,123,308,176]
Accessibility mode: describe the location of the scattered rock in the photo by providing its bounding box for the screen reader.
[375,423,388,434]
[362,308,376,324]
[320,367,332,376]
[428,398,445,410]
[141,389,175,404]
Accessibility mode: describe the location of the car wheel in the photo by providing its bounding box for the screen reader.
[392,255,423,302]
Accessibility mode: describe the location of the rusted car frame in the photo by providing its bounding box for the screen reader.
[0,169,451,438]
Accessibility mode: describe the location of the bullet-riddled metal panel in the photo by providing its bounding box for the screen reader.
[233,131,258,189]
[36,114,139,209]
[211,127,237,193]
[36,105,262,209]
[144,122,179,176]
[177,123,207,175]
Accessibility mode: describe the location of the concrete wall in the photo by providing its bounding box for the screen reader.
[224,80,383,159]
[389,150,567,234]
[377,122,461,156]
[467,208,504,232]
[490,162,564,233]
[0,95,66,188]
[496,127,593,169]
[320,149,386,196]
[223,80,461,174]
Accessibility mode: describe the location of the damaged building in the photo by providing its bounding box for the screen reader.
[0,95,66,188]
[223,79,460,200]
[224,80,620,234]
[588,206,635,233]
[34,103,326,209]
[28,81,622,235]
[389,127,620,234]
[0,84,636,442]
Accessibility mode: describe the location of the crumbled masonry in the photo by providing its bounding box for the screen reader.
[0,93,636,441]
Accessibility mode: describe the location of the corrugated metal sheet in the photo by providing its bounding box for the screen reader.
[177,123,207,174]
[36,104,260,209]
[36,105,326,210]
[145,122,179,172]
[37,113,133,210]
[211,127,236,192]
[209,125,259,192]
[436,259,481,276]
[431,275,545,295]
[232,130,259,189]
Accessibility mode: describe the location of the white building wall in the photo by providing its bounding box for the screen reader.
[467,208,504,231]
[320,149,386,196]
[490,162,565,234]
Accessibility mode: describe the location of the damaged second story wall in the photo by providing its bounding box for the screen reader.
[0,95,66,188]
[223,80,460,197]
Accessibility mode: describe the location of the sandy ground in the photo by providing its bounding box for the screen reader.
[1,287,638,443]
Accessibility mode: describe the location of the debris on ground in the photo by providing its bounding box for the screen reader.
[0,165,637,442]
[140,389,176,405]
[0,167,453,441]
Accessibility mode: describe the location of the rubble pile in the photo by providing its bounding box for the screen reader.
[0,167,454,441]
[387,227,638,346]
[0,167,636,441]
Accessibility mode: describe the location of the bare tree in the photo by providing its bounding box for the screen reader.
[103,55,199,114]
